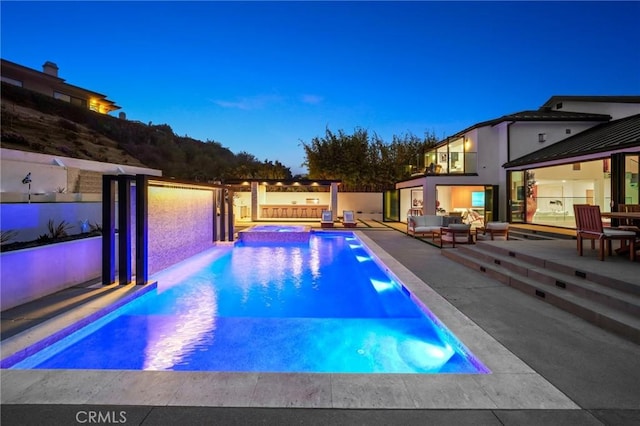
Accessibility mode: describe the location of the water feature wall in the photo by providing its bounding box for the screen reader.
[148,186,215,274]
[101,175,234,285]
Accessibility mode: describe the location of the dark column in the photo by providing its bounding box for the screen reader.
[118,175,132,285]
[227,189,234,242]
[102,175,116,285]
[212,188,218,242]
[219,188,226,241]
[611,153,626,227]
[135,175,148,285]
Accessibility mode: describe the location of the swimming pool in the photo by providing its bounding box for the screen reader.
[7,232,488,374]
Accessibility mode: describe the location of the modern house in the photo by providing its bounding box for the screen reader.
[0,58,120,114]
[391,96,640,229]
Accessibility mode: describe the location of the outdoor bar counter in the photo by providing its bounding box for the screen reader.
[260,204,328,219]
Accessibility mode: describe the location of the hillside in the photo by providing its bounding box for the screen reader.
[1,100,147,167]
[0,83,291,180]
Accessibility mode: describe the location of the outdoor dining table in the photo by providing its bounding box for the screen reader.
[600,211,640,258]
[600,212,640,220]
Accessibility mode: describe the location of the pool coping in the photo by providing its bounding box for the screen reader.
[0,231,579,409]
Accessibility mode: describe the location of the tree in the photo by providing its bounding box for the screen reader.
[301,127,438,191]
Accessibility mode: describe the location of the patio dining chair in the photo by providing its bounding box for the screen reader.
[573,204,636,261]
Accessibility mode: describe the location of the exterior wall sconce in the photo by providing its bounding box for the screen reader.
[538,133,546,143]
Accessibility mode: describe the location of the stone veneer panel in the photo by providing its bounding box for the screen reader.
[148,186,214,274]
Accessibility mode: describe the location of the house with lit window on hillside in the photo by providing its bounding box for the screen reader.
[1,58,120,114]
[390,96,640,229]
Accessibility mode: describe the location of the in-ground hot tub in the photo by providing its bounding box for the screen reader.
[238,225,312,243]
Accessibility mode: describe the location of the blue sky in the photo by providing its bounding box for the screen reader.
[2,1,639,174]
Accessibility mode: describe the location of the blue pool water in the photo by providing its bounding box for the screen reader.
[9,232,488,373]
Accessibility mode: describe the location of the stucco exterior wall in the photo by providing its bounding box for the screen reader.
[1,159,68,194]
[508,121,601,161]
[550,101,640,120]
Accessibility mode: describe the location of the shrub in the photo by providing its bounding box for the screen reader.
[47,219,72,239]
[37,234,51,244]
[1,230,19,245]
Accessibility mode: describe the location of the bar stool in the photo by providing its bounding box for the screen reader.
[262,207,269,218]
[291,207,298,218]
[281,207,288,218]
[300,207,308,218]
[311,207,318,218]
[271,207,280,218]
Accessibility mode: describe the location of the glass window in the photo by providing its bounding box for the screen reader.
[526,159,613,228]
[54,92,70,102]
[1,76,22,87]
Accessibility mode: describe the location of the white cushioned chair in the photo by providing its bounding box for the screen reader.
[321,209,334,228]
[439,223,472,248]
[475,222,510,241]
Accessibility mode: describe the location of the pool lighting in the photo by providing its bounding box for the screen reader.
[370,279,394,292]
[356,255,372,262]
[398,340,455,370]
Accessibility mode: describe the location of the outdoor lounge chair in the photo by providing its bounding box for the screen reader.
[573,204,636,261]
[439,224,472,248]
[475,222,509,241]
[320,209,334,228]
[342,210,357,228]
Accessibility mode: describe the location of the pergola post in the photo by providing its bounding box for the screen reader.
[118,175,132,285]
[101,175,116,285]
[330,182,339,220]
[135,175,148,285]
[251,181,259,221]
[219,188,226,241]
[227,189,235,241]
[212,188,218,242]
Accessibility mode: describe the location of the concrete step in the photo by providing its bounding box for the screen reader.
[453,244,640,317]
[508,227,575,241]
[508,231,557,241]
[442,247,640,345]
[473,242,640,298]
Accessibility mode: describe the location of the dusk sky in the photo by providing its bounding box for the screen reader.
[2,1,639,174]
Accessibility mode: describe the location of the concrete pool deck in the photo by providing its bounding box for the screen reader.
[2,226,639,425]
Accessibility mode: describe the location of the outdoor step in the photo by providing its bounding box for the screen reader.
[509,226,576,241]
[471,242,640,298]
[442,249,640,345]
[508,231,558,241]
[454,244,640,318]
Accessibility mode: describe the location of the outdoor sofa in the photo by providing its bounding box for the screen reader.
[407,215,444,241]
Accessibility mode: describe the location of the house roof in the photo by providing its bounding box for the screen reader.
[441,110,611,143]
[438,95,640,144]
[503,114,640,168]
[541,95,640,109]
[0,58,120,111]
